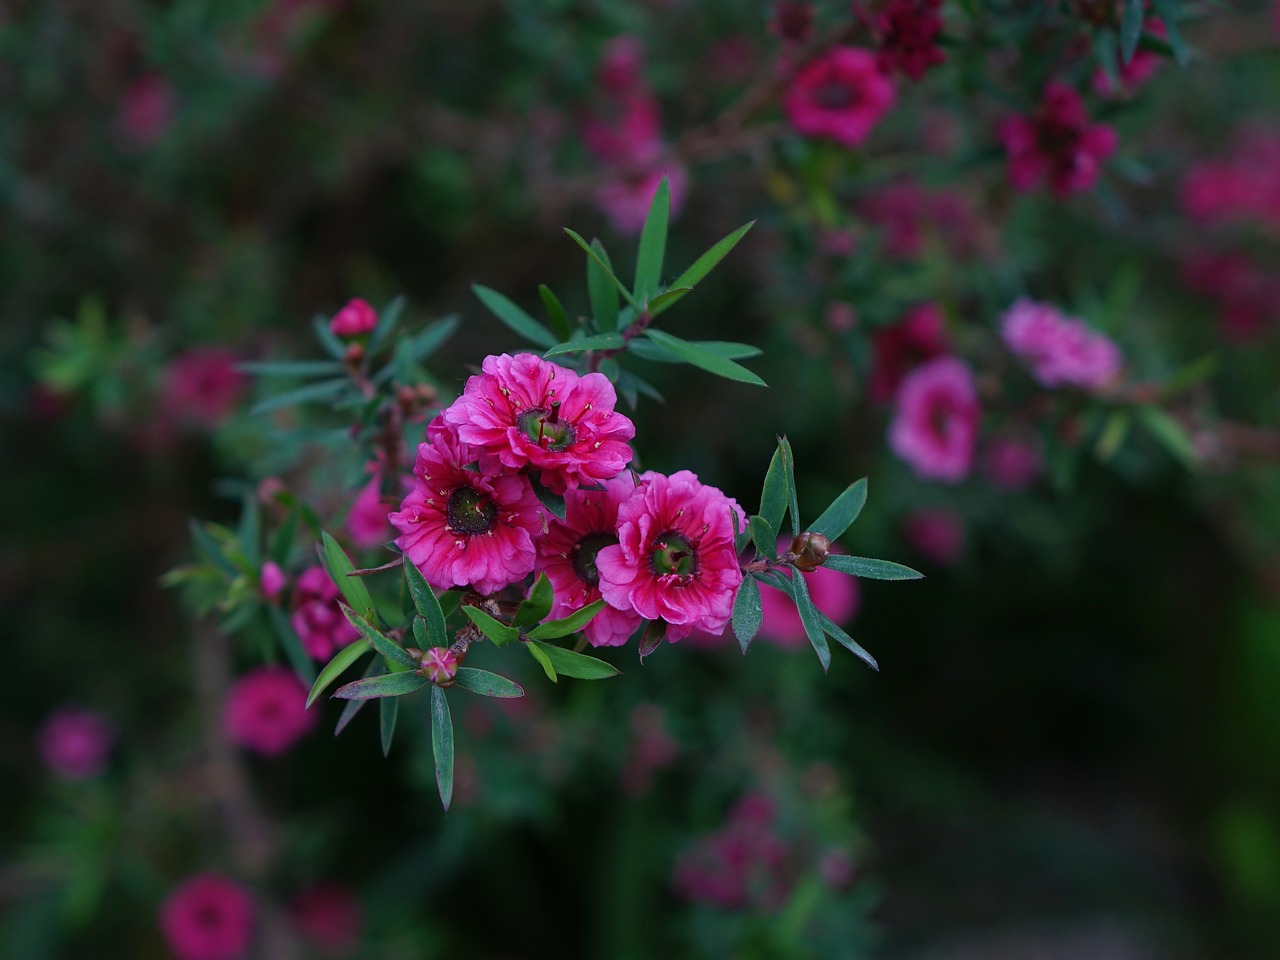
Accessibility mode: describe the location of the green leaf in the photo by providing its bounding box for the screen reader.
[238,496,260,567]
[430,685,454,812]
[1120,0,1144,65]
[339,602,418,669]
[587,239,620,330]
[538,285,572,342]
[822,555,924,580]
[380,696,399,756]
[815,610,879,672]
[306,639,370,708]
[404,560,448,647]
[453,667,525,698]
[634,176,671,304]
[319,532,375,620]
[789,571,831,672]
[749,515,778,559]
[626,337,760,364]
[312,315,346,359]
[332,671,428,700]
[732,576,763,654]
[249,377,348,415]
[565,229,641,312]
[189,520,239,579]
[238,360,344,377]
[641,330,765,386]
[543,332,625,358]
[808,478,868,540]
[644,286,694,315]
[472,285,557,348]
[368,295,405,353]
[514,572,554,629]
[268,606,317,684]
[1095,409,1131,462]
[334,657,380,734]
[269,508,298,566]
[526,640,558,682]
[1136,405,1198,468]
[655,221,755,317]
[412,617,429,649]
[525,599,607,639]
[779,436,800,539]
[461,605,520,646]
[407,315,460,362]
[759,445,788,538]
[528,640,620,679]
[1149,0,1190,65]
[528,471,567,520]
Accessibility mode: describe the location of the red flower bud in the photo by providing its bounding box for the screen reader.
[420,647,459,687]
[790,532,831,572]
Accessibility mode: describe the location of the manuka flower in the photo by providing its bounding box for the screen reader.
[996,82,1117,197]
[873,0,946,81]
[888,356,980,483]
[290,565,359,660]
[442,353,635,494]
[223,666,316,756]
[159,874,255,960]
[783,46,895,149]
[535,474,643,647]
[596,470,744,641]
[869,302,950,404]
[328,298,378,338]
[390,417,543,595]
[1001,299,1122,390]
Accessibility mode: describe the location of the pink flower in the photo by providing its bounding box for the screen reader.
[223,666,316,756]
[420,647,459,685]
[346,470,393,550]
[290,565,360,660]
[596,470,745,641]
[888,357,980,483]
[161,349,248,429]
[673,792,792,910]
[1001,299,1122,390]
[535,474,643,647]
[983,434,1043,490]
[38,708,113,781]
[390,417,543,595]
[858,180,982,260]
[442,353,635,494]
[869,302,950,404]
[582,95,662,167]
[597,164,689,236]
[1181,133,1280,231]
[259,561,286,600]
[903,508,965,565]
[874,0,946,81]
[289,885,362,956]
[119,73,176,147]
[996,83,1117,197]
[329,298,377,338]
[784,47,895,148]
[159,874,255,960]
[758,564,860,650]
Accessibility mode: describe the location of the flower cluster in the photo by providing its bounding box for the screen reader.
[996,82,1116,197]
[391,353,747,644]
[1001,299,1122,390]
[871,0,946,81]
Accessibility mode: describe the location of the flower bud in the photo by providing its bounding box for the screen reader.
[343,342,365,367]
[420,647,459,687]
[789,532,831,572]
[260,561,286,601]
[329,298,378,338]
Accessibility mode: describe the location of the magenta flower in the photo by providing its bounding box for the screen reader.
[289,885,363,956]
[290,565,360,660]
[1001,299,1122,390]
[442,354,635,494]
[223,666,316,757]
[329,298,377,338]
[597,35,647,96]
[158,874,254,960]
[38,707,113,781]
[869,302,950,404]
[1092,20,1166,98]
[673,792,792,911]
[161,349,248,430]
[874,0,946,81]
[390,417,543,595]
[346,470,393,550]
[783,47,895,149]
[119,73,176,147]
[260,561,286,601]
[858,179,982,260]
[1181,133,1280,232]
[983,434,1043,490]
[758,564,860,650]
[596,471,745,641]
[903,508,965,565]
[888,357,980,483]
[996,82,1117,197]
[535,474,643,647]
[596,163,689,237]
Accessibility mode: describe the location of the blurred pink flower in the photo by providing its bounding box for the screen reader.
[888,357,980,483]
[223,665,316,756]
[983,434,1043,490]
[903,508,965,565]
[784,47,895,148]
[329,298,377,338]
[161,349,248,430]
[858,180,981,260]
[289,884,363,956]
[290,565,360,660]
[38,707,113,781]
[159,874,254,960]
[874,0,946,81]
[1181,132,1280,231]
[996,82,1116,197]
[597,35,646,95]
[1001,298,1122,390]
[869,302,950,404]
[621,703,679,797]
[673,792,792,910]
[259,561,286,600]
[120,73,176,147]
[596,164,689,236]
[346,469,393,550]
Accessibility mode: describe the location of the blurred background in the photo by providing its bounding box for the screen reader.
[4,1,1280,958]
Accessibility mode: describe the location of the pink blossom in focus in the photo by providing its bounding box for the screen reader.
[888,357,980,483]
[162,349,248,430]
[673,792,792,910]
[390,417,543,595]
[597,471,745,641]
[869,302,950,403]
[329,298,377,338]
[535,474,643,647]
[223,665,316,756]
[38,708,113,781]
[874,0,946,81]
[1001,299,1122,390]
[983,434,1044,490]
[758,564,861,650]
[290,565,360,660]
[903,508,965,565]
[290,885,362,956]
[443,353,635,494]
[784,47,896,149]
[996,82,1117,197]
[158,874,254,960]
[120,73,176,147]
[596,164,689,236]
[260,561,286,600]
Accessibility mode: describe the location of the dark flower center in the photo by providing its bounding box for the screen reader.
[815,80,856,110]
[517,403,576,451]
[446,486,497,535]
[571,531,619,586]
[648,531,698,578]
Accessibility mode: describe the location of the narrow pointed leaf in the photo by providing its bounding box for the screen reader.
[239,360,344,377]
[250,378,348,415]
[627,337,759,364]
[644,286,694,315]
[1136,405,1198,467]
[472,285,557,348]
[526,640,558,682]
[268,606,317,684]
[587,240,620,330]
[1149,0,1189,65]
[332,671,428,700]
[407,315,460,362]
[339,602,418,668]
[564,229,641,312]
[749,515,778,559]
[789,571,831,673]
[639,620,666,660]
[538,285,572,342]
[319,532,375,620]
[656,221,755,316]
[634,176,670,303]
[822,555,923,580]
[368,295,405,353]
[430,686,454,811]
[189,520,239,578]
[404,560,448,647]
[514,572,554,629]
[779,436,800,538]
[380,696,399,756]
[641,330,765,386]
[528,640,620,679]
[809,478,868,540]
[524,599,607,639]
[759,445,788,538]
[461,605,520,646]
[306,639,370,708]
[543,332,625,358]
[1120,0,1144,64]
[528,471,567,520]
[816,610,879,672]
[732,576,763,654]
[312,315,346,359]
[454,667,525,698]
